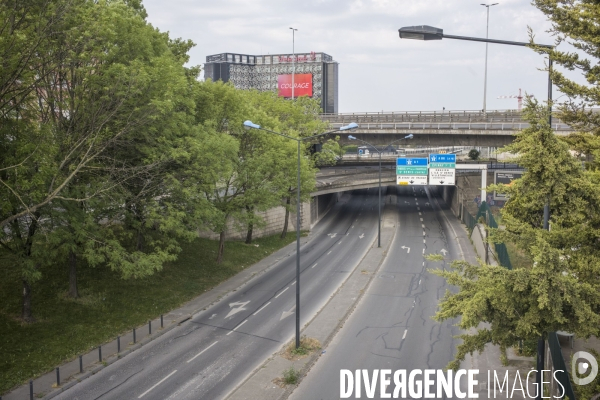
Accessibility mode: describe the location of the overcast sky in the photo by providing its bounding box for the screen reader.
[143,0,582,113]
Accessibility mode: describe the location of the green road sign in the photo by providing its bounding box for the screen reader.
[396,166,428,175]
[429,162,456,168]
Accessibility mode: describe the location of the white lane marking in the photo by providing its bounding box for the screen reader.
[419,212,422,216]
[422,248,425,254]
[423,239,426,243]
[417,207,420,211]
[415,202,419,205]
[253,302,271,316]
[401,246,410,253]
[419,279,421,285]
[351,225,354,229]
[359,233,365,239]
[402,330,407,340]
[421,224,425,228]
[311,263,318,269]
[291,281,296,286]
[226,319,248,335]
[423,231,426,236]
[138,370,177,398]
[327,251,332,255]
[338,240,343,245]
[423,261,425,266]
[420,218,423,222]
[274,287,289,299]
[187,342,218,363]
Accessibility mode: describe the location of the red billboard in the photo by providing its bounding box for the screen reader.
[277,74,313,97]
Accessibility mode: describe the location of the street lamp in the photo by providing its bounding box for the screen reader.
[348,134,413,248]
[481,3,499,114]
[290,27,298,100]
[243,120,358,348]
[399,25,553,400]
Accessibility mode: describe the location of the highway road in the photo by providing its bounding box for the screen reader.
[289,186,478,400]
[55,189,384,400]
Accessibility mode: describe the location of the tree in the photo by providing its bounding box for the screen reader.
[468,148,480,160]
[431,100,600,369]
[0,0,200,320]
[531,0,600,166]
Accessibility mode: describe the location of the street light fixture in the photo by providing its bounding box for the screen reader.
[399,26,553,400]
[243,120,358,348]
[481,3,499,114]
[348,134,413,248]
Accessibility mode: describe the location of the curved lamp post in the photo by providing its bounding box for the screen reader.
[348,134,413,247]
[243,120,358,348]
[398,25,554,400]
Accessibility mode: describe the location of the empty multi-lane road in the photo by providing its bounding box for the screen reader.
[56,190,385,400]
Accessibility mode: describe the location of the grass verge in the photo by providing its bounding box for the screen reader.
[0,233,301,394]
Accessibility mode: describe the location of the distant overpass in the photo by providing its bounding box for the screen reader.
[321,109,573,146]
[312,162,522,196]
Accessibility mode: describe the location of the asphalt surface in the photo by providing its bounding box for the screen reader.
[54,189,384,400]
[289,185,471,400]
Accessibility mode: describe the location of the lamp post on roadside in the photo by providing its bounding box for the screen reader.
[347,134,414,248]
[243,120,358,348]
[481,3,499,114]
[398,24,554,400]
[290,27,298,100]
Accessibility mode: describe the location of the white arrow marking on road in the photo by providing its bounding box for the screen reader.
[208,314,217,320]
[440,249,448,255]
[280,305,296,320]
[425,202,430,206]
[401,246,410,253]
[327,233,337,238]
[359,234,365,239]
[225,301,250,319]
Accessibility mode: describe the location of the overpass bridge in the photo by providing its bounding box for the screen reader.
[321,109,573,146]
[312,162,522,197]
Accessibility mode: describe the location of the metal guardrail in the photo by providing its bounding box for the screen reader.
[328,121,572,131]
[549,332,577,400]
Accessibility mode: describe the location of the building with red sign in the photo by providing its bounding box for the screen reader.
[204,52,338,114]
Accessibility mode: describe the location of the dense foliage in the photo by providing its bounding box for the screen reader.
[0,0,330,322]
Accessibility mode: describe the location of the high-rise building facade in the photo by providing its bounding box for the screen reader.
[204,52,338,114]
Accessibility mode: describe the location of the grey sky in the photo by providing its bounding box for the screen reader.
[143,0,580,113]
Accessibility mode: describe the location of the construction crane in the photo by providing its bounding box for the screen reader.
[497,88,524,111]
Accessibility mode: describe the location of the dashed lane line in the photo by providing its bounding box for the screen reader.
[402,330,408,340]
[327,251,332,255]
[274,287,289,299]
[138,370,177,398]
[311,263,318,269]
[187,341,218,363]
[226,319,248,335]
[253,302,271,316]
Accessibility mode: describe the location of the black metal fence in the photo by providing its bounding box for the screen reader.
[549,332,577,400]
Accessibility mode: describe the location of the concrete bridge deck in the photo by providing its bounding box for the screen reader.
[320,109,574,146]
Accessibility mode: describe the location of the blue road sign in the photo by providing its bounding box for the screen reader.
[429,154,456,163]
[358,149,363,155]
[397,157,428,166]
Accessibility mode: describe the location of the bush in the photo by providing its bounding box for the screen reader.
[468,149,480,160]
[283,367,299,385]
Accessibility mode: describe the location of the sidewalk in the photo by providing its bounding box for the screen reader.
[225,193,400,400]
[3,230,319,400]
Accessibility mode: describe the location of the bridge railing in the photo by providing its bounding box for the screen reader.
[327,121,572,131]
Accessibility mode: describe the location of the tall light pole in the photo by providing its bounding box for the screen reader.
[399,24,554,400]
[348,134,413,248]
[481,3,498,114]
[290,27,297,100]
[243,120,358,348]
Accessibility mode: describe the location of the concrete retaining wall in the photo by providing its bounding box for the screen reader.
[198,193,340,241]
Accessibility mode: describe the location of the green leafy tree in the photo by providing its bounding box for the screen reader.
[0,0,201,320]
[468,149,480,160]
[432,100,600,369]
